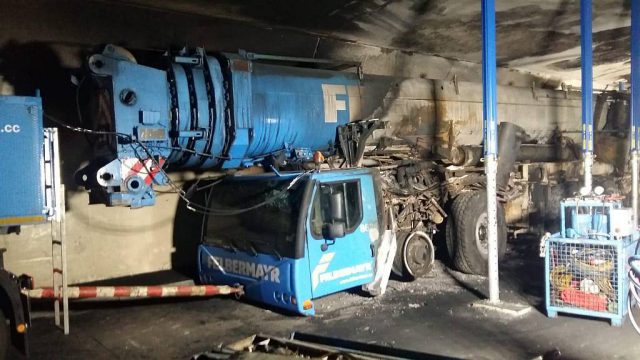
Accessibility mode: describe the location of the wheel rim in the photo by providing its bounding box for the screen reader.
[475,213,489,258]
[404,232,434,277]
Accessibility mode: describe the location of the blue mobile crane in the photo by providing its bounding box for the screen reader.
[67,45,447,314]
[69,45,406,315]
[0,44,407,356]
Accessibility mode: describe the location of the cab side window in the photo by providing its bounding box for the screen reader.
[310,180,362,238]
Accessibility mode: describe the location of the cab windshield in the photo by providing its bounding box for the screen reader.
[203,176,308,259]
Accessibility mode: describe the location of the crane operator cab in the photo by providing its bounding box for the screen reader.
[197,168,385,315]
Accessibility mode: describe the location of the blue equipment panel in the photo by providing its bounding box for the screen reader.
[0,95,47,226]
[560,199,621,239]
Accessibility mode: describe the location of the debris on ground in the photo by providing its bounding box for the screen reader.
[314,259,485,319]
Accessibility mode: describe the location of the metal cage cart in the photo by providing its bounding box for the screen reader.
[544,197,638,326]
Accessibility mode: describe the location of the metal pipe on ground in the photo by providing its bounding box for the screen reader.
[24,285,243,299]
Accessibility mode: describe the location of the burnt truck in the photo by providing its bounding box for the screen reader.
[71,45,631,277]
[330,77,629,276]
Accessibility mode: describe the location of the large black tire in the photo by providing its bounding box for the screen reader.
[446,190,507,275]
[445,215,456,262]
[0,310,8,360]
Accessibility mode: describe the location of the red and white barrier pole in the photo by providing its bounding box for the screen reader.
[25,285,243,299]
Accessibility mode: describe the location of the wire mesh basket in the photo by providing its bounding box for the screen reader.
[545,235,637,326]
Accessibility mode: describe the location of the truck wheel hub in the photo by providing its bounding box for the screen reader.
[407,240,428,266]
[403,232,434,278]
[475,213,489,257]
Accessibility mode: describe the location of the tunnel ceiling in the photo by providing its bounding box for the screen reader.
[114,0,632,87]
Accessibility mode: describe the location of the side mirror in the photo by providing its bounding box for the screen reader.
[323,222,345,240]
[322,191,346,240]
[329,191,345,222]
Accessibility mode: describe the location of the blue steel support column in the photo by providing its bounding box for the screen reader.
[482,0,500,303]
[581,0,594,192]
[632,0,640,231]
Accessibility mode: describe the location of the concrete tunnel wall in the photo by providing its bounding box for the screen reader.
[0,0,551,285]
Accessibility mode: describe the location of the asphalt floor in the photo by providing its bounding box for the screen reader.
[13,240,640,359]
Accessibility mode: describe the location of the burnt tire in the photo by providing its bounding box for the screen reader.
[0,310,8,360]
[446,190,507,275]
[392,231,435,280]
[445,215,456,262]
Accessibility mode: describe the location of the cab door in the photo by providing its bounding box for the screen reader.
[306,172,378,298]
